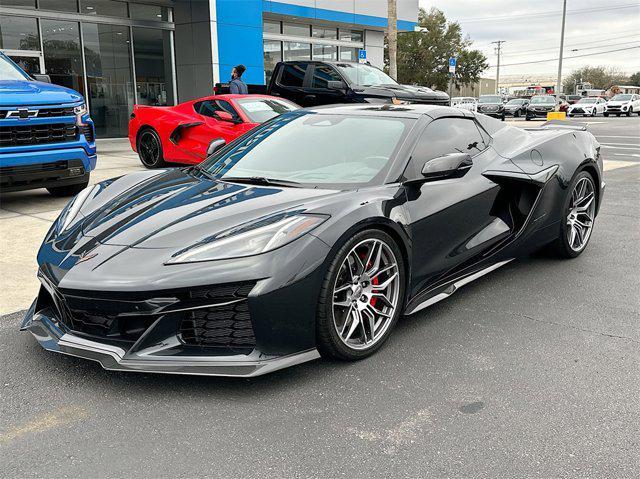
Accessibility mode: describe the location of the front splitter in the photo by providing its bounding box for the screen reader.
[22,303,320,377]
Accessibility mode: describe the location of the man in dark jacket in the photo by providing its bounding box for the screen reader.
[229,64,248,94]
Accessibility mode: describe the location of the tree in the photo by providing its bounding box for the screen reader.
[562,66,629,93]
[629,71,640,86]
[395,8,488,90]
[387,0,398,80]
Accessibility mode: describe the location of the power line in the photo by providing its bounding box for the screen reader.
[502,40,640,57]
[479,28,640,48]
[488,45,640,68]
[458,3,640,23]
[500,34,640,56]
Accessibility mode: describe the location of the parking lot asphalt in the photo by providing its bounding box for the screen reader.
[0,116,639,478]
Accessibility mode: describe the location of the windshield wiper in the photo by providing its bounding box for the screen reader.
[187,164,216,180]
[220,176,302,187]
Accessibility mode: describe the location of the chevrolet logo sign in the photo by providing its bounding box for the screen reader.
[7,108,38,119]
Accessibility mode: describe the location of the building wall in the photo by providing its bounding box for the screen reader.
[452,78,497,98]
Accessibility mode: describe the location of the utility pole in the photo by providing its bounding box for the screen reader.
[387,0,398,80]
[556,0,568,96]
[491,41,506,95]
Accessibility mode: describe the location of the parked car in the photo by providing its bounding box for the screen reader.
[568,97,607,117]
[218,61,450,107]
[476,95,505,120]
[526,95,566,120]
[504,98,529,117]
[452,97,477,112]
[22,104,603,376]
[128,94,299,167]
[566,95,582,105]
[604,93,640,117]
[0,52,96,196]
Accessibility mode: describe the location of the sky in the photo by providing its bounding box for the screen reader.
[419,0,640,82]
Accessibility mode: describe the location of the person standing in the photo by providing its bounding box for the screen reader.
[229,64,248,94]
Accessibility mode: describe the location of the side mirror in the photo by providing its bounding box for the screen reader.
[327,80,347,90]
[206,138,226,156]
[420,153,473,180]
[216,110,242,124]
[32,74,51,83]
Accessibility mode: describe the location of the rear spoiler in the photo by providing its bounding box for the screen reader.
[538,120,588,131]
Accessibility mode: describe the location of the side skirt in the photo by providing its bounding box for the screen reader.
[405,259,514,315]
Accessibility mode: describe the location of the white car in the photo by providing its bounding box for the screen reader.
[604,93,640,117]
[451,97,477,112]
[567,97,607,117]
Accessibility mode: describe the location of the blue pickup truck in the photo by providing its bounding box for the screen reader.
[0,52,96,196]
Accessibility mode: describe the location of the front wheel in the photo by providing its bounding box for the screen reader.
[137,128,166,168]
[591,109,597,117]
[47,177,90,197]
[316,230,406,361]
[627,107,633,117]
[603,112,609,117]
[549,171,597,259]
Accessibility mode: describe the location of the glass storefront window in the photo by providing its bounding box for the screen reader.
[283,23,309,37]
[263,39,281,84]
[81,0,128,18]
[339,46,359,62]
[130,3,171,21]
[41,20,85,94]
[83,22,134,137]
[312,27,337,39]
[39,0,79,13]
[1,0,35,8]
[339,29,363,42]
[283,42,310,61]
[263,20,280,34]
[312,44,337,61]
[133,27,174,106]
[0,15,40,50]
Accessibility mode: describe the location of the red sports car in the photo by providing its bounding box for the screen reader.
[128,94,299,167]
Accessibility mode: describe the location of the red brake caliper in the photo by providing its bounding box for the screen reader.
[360,251,379,307]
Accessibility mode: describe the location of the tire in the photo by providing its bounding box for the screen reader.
[514,110,520,118]
[525,116,531,121]
[547,170,597,259]
[603,112,609,117]
[626,107,633,117]
[616,114,620,117]
[316,229,406,361]
[501,113,505,121]
[47,177,89,197]
[591,109,597,117]
[137,128,166,168]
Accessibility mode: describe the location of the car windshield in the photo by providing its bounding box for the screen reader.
[507,99,525,105]
[577,98,596,104]
[611,94,632,101]
[0,55,30,81]
[478,96,501,103]
[235,98,299,123]
[201,112,413,188]
[530,96,555,104]
[335,63,398,87]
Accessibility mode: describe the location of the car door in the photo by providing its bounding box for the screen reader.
[305,63,348,106]
[403,116,509,296]
[271,62,311,106]
[173,99,250,161]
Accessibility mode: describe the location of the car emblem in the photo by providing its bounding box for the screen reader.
[76,250,98,264]
[6,108,38,119]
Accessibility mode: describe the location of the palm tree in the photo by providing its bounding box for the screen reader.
[387,0,397,80]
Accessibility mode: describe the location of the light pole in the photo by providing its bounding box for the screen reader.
[556,0,568,96]
[492,40,506,94]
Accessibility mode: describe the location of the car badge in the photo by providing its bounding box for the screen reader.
[76,250,98,264]
[7,108,38,119]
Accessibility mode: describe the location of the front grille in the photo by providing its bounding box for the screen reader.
[0,123,77,147]
[0,107,75,120]
[180,282,256,351]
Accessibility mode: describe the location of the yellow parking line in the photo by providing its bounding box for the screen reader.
[603,160,639,171]
[0,406,88,446]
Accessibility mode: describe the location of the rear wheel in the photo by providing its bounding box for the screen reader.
[137,128,166,168]
[316,230,405,361]
[549,171,597,259]
[627,107,633,117]
[47,177,89,197]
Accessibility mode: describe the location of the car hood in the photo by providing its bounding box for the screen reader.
[63,169,344,250]
[606,101,628,106]
[0,80,83,106]
[356,83,449,101]
[569,103,594,108]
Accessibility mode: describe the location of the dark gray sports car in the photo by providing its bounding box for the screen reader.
[22,105,604,376]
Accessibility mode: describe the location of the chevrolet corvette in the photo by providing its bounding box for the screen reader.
[128,94,299,167]
[23,105,604,377]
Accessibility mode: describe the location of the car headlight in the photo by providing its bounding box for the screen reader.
[74,102,88,125]
[166,212,329,264]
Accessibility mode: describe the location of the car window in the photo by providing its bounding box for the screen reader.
[279,63,306,87]
[311,64,342,88]
[410,118,487,171]
[194,99,238,119]
[235,98,299,123]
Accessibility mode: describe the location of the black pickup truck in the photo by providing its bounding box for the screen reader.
[215,61,450,107]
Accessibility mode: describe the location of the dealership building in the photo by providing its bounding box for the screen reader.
[0,0,418,137]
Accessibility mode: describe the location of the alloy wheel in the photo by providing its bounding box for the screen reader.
[331,238,401,350]
[566,176,596,252]
[139,131,160,167]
